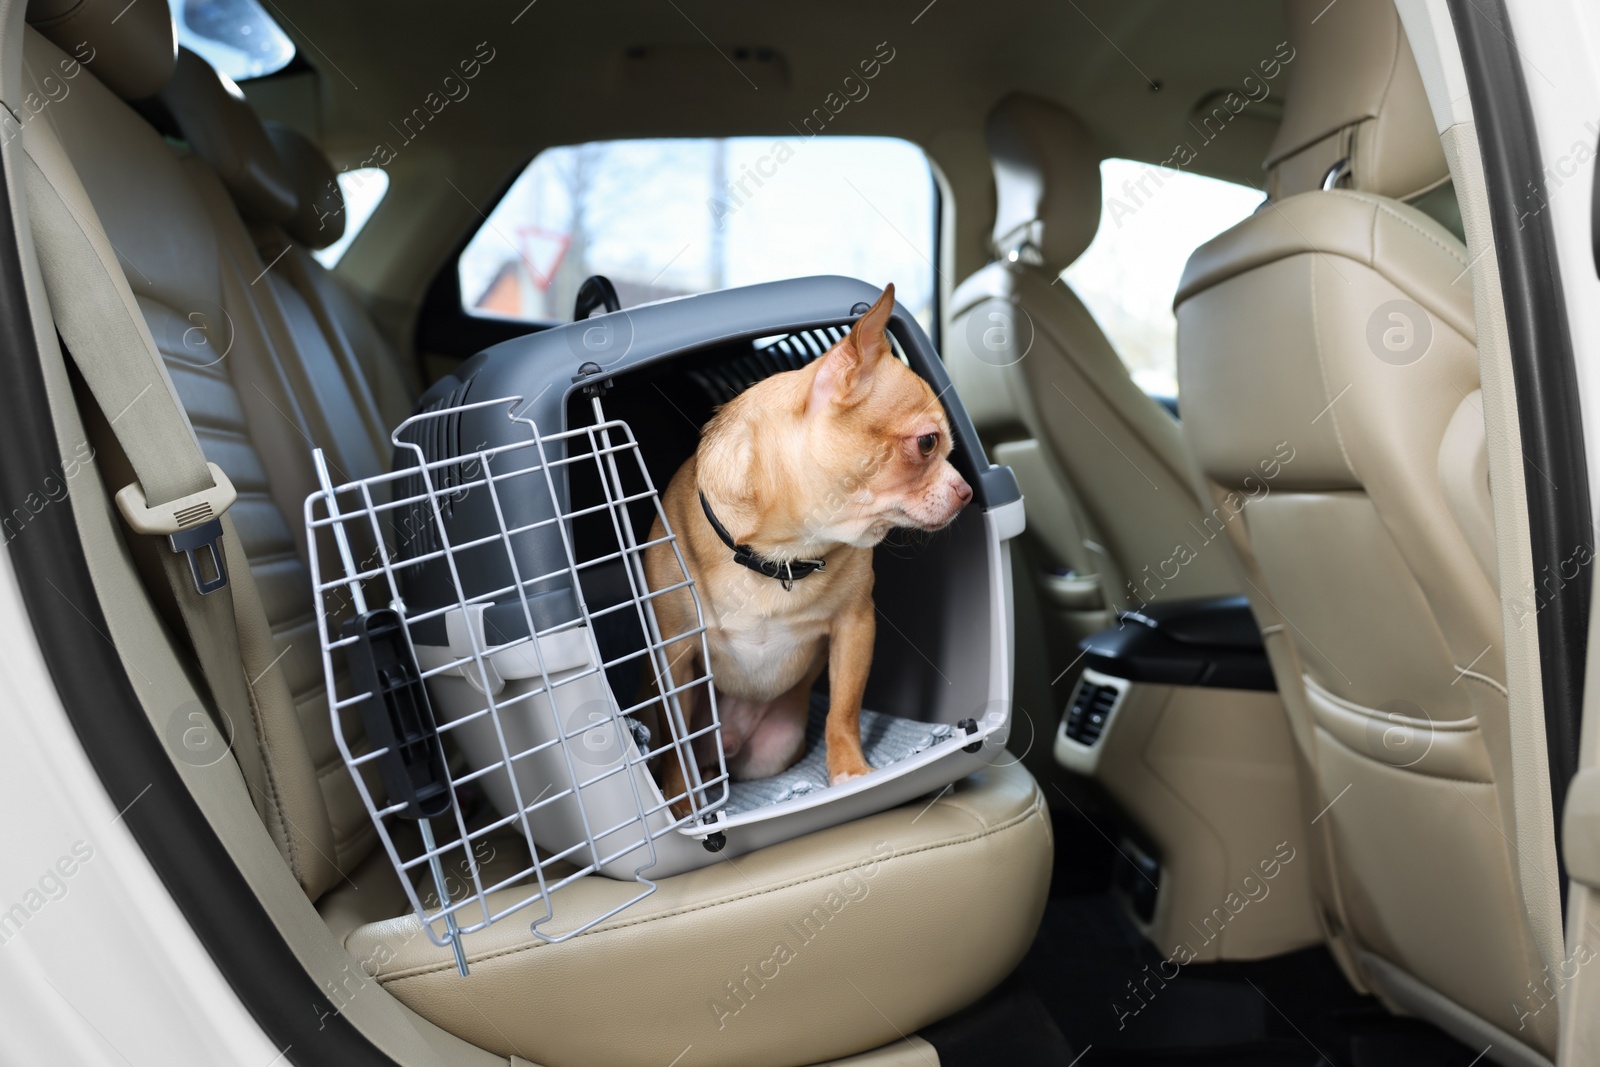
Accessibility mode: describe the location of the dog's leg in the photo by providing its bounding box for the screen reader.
[825,601,876,786]
[728,653,825,780]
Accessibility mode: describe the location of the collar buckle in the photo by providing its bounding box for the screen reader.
[700,491,826,592]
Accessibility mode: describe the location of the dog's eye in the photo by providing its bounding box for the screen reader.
[917,433,938,457]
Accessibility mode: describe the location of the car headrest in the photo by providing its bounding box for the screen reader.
[265,122,345,249]
[985,94,1102,273]
[27,0,177,100]
[159,47,296,225]
[1264,0,1447,201]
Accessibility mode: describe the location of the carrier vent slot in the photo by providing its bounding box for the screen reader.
[394,375,475,558]
[686,326,846,405]
[1064,679,1119,746]
[684,322,916,407]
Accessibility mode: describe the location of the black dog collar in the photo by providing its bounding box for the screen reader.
[699,491,825,591]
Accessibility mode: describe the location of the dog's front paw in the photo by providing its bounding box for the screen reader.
[827,752,873,787]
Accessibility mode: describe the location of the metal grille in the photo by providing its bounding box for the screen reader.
[306,393,727,974]
[685,327,913,406]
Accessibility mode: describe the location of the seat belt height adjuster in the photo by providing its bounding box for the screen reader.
[114,462,237,596]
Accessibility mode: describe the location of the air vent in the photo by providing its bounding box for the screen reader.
[1064,678,1121,745]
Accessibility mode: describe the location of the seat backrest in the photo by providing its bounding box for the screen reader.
[260,120,420,445]
[23,2,387,901]
[946,94,1238,616]
[1173,0,1553,1053]
[156,48,389,486]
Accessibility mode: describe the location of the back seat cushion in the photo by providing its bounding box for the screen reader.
[348,762,1052,1067]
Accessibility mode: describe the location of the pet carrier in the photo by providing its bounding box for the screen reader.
[308,275,1024,972]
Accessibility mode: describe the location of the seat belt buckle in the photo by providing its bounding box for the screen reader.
[114,462,237,596]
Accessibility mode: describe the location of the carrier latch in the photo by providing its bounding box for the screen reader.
[572,361,613,398]
[115,461,236,595]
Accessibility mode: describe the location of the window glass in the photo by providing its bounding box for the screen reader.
[167,0,296,81]
[459,138,938,334]
[1063,159,1263,401]
[312,168,389,268]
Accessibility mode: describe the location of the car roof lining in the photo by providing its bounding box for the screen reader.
[241,0,1287,312]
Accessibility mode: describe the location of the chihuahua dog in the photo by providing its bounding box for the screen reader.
[643,284,972,811]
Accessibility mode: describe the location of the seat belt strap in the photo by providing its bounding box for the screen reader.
[21,149,231,588]
[19,146,274,812]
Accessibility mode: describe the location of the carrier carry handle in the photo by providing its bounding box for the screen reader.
[573,274,622,320]
[343,608,453,821]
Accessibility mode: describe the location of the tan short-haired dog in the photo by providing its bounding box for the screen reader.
[644,284,972,810]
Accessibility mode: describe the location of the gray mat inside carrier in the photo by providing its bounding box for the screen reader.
[719,693,960,816]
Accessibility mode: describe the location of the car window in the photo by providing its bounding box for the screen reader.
[312,168,389,268]
[1063,158,1263,402]
[167,0,296,81]
[458,137,938,334]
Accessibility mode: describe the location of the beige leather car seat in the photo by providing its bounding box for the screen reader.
[156,47,390,489]
[1173,0,1553,1058]
[261,119,422,441]
[946,93,1238,635]
[21,4,1052,1063]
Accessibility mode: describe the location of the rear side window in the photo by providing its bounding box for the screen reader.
[1064,158,1263,401]
[458,137,938,334]
[167,0,296,81]
[312,168,389,268]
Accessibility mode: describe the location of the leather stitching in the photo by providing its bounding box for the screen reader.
[248,548,301,566]
[1372,200,1467,266]
[1315,727,1495,787]
[318,738,370,777]
[246,668,306,885]
[1455,668,1509,698]
[1305,675,1480,728]
[1306,257,1359,480]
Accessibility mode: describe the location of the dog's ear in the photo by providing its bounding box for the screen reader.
[810,284,895,410]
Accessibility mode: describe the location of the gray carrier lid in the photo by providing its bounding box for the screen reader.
[392,275,1019,646]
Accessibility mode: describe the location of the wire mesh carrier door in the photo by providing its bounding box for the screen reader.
[305,390,728,975]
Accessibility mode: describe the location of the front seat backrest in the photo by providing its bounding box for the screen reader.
[1173,0,1555,1055]
[947,94,1238,615]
